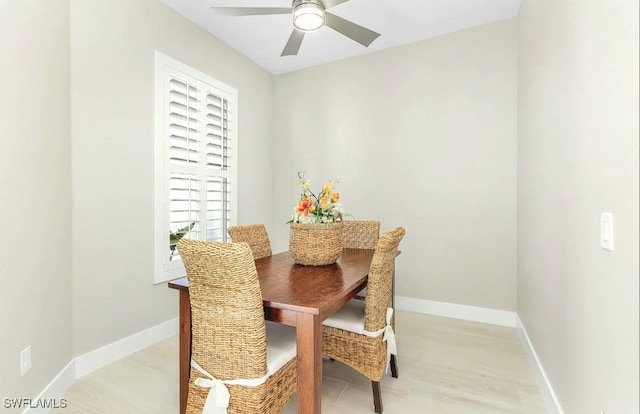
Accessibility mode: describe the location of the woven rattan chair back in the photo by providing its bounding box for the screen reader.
[178,239,267,381]
[228,224,272,260]
[342,220,380,249]
[364,227,405,332]
[178,238,297,414]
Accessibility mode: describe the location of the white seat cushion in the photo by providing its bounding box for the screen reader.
[322,299,367,335]
[265,321,297,376]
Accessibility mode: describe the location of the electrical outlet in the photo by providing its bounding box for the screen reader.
[20,346,31,376]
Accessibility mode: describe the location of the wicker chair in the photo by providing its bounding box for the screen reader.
[342,220,380,249]
[227,224,272,260]
[342,220,380,300]
[323,227,405,414]
[177,239,297,414]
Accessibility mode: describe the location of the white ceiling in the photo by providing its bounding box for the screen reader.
[161,0,521,75]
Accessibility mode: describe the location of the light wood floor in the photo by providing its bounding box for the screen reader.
[54,311,547,413]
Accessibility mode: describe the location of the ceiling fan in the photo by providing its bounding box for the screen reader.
[210,0,381,57]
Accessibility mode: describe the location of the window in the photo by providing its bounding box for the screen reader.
[154,52,238,283]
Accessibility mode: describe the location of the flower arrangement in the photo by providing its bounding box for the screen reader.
[291,171,345,224]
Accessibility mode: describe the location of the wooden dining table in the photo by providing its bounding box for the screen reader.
[167,248,374,414]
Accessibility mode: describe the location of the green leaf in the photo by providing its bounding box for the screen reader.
[169,221,196,244]
[168,221,195,261]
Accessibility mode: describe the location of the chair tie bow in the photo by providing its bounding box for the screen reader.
[191,359,270,414]
[364,307,397,374]
[191,360,231,414]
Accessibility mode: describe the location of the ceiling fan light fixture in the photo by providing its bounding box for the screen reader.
[292,0,325,32]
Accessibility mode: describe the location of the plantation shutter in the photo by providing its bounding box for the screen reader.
[155,52,237,283]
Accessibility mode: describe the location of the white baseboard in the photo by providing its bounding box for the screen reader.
[74,317,178,378]
[24,317,178,413]
[396,296,517,327]
[20,360,75,414]
[516,315,564,414]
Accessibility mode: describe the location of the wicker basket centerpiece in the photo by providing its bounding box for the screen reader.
[289,171,346,266]
[289,221,344,266]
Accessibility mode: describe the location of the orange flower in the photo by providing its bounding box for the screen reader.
[331,191,340,203]
[319,196,330,211]
[297,196,315,216]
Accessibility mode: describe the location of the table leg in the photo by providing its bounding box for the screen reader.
[296,313,322,414]
[178,290,191,414]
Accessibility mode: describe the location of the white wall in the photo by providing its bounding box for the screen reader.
[274,19,518,312]
[69,0,275,355]
[0,0,73,407]
[518,0,639,412]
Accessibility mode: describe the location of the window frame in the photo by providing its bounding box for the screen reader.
[153,51,238,284]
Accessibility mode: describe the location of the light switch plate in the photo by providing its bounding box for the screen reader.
[600,212,614,251]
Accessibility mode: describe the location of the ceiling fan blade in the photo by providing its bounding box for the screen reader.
[325,12,380,47]
[281,29,305,56]
[321,0,350,8]
[210,7,291,16]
